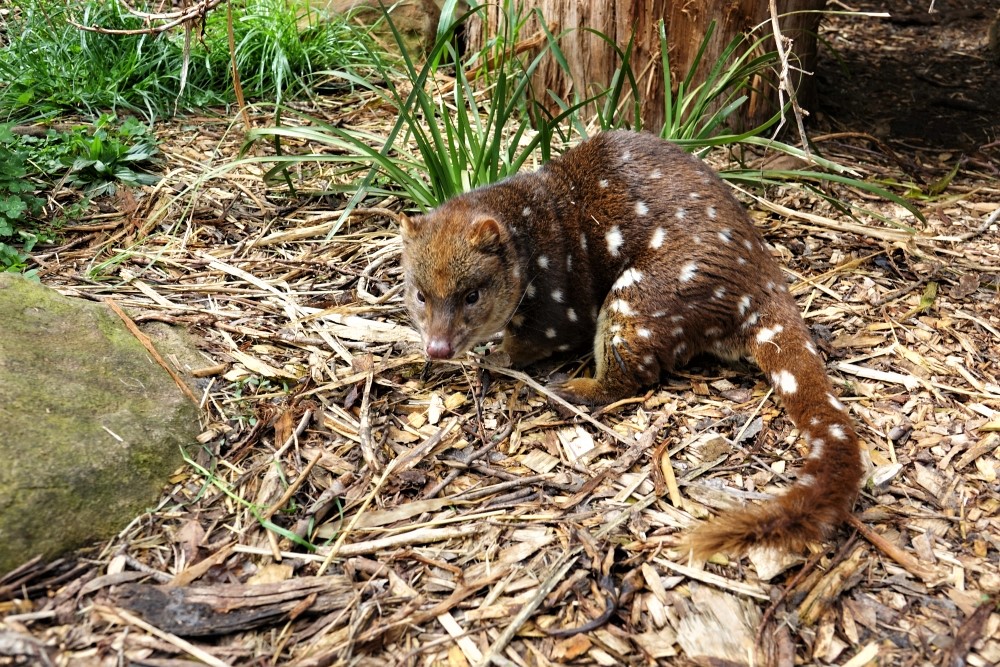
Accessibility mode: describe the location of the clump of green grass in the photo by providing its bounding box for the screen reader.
[189,0,387,107]
[245,1,592,219]
[0,0,187,121]
[0,0,384,122]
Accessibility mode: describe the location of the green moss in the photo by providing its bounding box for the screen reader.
[0,274,201,572]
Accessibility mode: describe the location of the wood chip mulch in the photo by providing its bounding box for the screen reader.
[2,95,999,666]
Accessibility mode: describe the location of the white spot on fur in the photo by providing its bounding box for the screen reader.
[522,207,531,217]
[829,424,847,441]
[622,151,631,161]
[525,283,536,298]
[612,335,624,346]
[606,226,624,256]
[676,208,687,220]
[567,255,573,271]
[675,342,688,357]
[689,192,701,200]
[808,437,826,460]
[580,232,588,250]
[671,315,685,323]
[557,344,571,351]
[635,201,649,216]
[772,370,798,395]
[650,227,666,249]
[545,328,557,339]
[719,228,731,243]
[567,308,578,322]
[651,169,662,179]
[756,325,784,344]
[651,311,666,318]
[704,326,721,337]
[743,312,760,328]
[738,295,751,316]
[693,235,703,245]
[537,255,549,269]
[643,354,655,364]
[638,327,652,339]
[610,299,635,316]
[744,239,753,251]
[679,262,698,282]
[612,268,644,291]
[713,287,726,300]
[671,326,684,337]
[599,179,609,189]
[707,206,717,220]
[737,257,747,265]
[828,394,845,411]
[551,289,564,303]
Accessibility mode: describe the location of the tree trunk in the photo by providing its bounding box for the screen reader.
[465,0,826,133]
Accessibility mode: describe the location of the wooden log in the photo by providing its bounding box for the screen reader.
[111,576,358,636]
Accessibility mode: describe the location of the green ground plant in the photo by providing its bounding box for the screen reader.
[60,116,162,197]
[0,127,46,273]
[0,116,163,271]
[0,0,383,122]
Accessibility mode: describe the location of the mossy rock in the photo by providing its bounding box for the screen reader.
[0,274,202,574]
[312,0,441,57]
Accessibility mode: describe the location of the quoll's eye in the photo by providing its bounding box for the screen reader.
[416,291,426,304]
[465,289,480,305]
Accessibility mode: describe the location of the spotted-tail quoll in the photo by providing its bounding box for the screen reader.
[400,130,863,557]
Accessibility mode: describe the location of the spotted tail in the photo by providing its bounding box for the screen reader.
[686,299,864,558]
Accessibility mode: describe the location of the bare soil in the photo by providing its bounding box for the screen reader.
[817,0,1000,156]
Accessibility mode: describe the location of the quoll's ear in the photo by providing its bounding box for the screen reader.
[469,217,503,251]
[400,213,422,239]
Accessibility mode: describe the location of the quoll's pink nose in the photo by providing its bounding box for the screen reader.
[426,338,454,359]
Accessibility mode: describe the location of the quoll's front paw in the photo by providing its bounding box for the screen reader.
[547,377,609,406]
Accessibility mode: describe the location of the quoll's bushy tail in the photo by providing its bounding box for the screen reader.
[687,301,864,558]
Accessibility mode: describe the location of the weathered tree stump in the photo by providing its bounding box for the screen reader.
[466,0,826,132]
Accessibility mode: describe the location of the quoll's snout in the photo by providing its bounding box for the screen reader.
[425,337,453,360]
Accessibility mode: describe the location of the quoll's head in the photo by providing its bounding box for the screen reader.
[400,203,522,360]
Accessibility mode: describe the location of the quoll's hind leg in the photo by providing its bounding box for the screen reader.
[548,288,683,405]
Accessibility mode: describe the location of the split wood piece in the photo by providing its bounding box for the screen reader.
[796,545,868,626]
[676,584,772,666]
[847,515,939,582]
[944,599,996,667]
[110,576,358,637]
[94,604,230,667]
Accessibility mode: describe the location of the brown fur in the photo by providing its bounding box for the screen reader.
[400,131,864,557]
